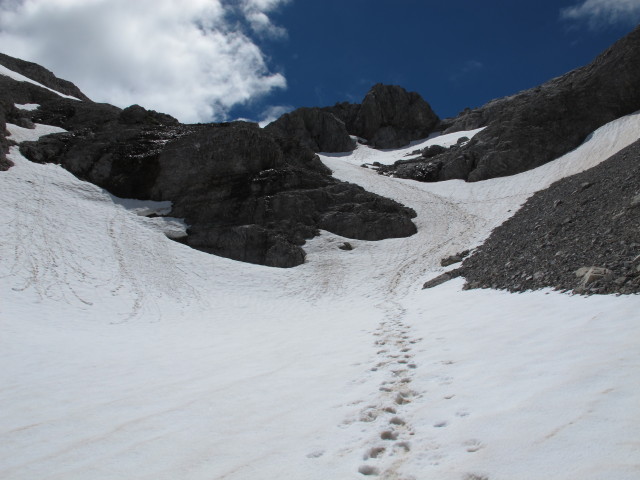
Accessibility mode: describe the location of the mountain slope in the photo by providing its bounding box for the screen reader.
[1,26,640,480]
[1,106,639,480]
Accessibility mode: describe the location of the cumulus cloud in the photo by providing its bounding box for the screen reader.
[240,0,291,38]
[561,0,640,28]
[0,0,291,123]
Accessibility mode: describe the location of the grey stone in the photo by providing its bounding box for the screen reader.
[350,84,439,149]
[423,269,461,289]
[575,266,612,286]
[265,107,355,153]
[17,104,417,268]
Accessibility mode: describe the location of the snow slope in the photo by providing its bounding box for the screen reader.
[1,114,639,480]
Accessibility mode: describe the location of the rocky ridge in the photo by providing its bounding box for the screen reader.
[386,25,640,183]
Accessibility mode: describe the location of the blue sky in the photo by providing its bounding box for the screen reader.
[231,0,640,121]
[0,0,638,123]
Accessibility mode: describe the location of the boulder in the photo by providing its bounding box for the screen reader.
[423,269,461,289]
[339,242,353,251]
[440,250,470,267]
[575,266,612,286]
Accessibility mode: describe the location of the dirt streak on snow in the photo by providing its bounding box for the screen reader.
[0,114,639,480]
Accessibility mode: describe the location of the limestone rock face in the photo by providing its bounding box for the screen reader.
[20,116,418,267]
[350,84,439,149]
[265,107,355,153]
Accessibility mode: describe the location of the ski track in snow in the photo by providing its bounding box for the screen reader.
[1,113,639,480]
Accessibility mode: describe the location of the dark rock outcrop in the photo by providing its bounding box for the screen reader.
[423,269,461,289]
[460,139,640,295]
[0,50,417,268]
[269,84,439,151]
[119,104,179,126]
[0,52,97,170]
[388,25,640,182]
[348,84,439,149]
[22,121,417,267]
[0,100,11,170]
[265,107,355,153]
[17,96,417,268]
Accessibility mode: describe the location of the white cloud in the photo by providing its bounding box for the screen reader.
[257,104,293,127]
[561,0,640,28]
[0,0,291,123]
[236,0,291,38]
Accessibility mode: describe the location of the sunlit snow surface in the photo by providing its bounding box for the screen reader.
[1,114,639,480]
[14,103,40,111]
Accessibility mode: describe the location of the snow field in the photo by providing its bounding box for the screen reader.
[0,112,639,479]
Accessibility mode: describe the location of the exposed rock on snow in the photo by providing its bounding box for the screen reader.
[388,25,640,182]
[0,101,10,171]
[460,138,640,295]
[0,56,417,268]
[20,117,417,267]
[440,250,470,267]
[422,270,461,289]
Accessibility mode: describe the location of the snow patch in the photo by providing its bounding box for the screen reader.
[324,127,485,166]
[6,122,66,143]
[14,103,40,111]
